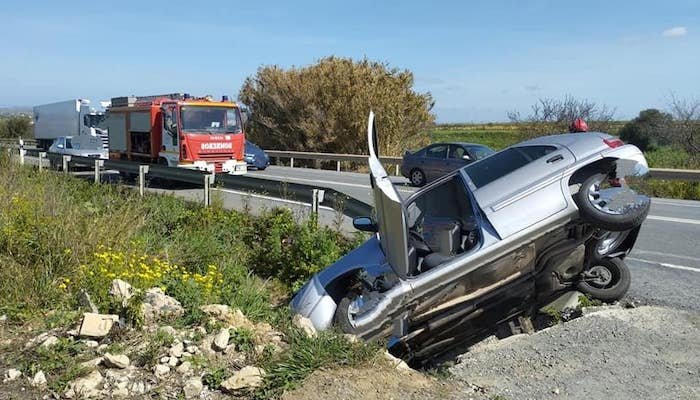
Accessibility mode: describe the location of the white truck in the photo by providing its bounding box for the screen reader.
[33,99,109,150]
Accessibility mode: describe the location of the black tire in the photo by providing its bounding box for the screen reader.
[409,168,426,187]
[574,173,650,231]
[577,257,631,301]
[334,296,359,334]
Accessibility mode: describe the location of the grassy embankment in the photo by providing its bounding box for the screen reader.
[429,124,700,200]
[0,154,377,398]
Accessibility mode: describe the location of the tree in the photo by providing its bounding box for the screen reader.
[507,95,616,138]
[666,95,700,158]
[239,57,435,156]
[0,115,32,139]
[618,109,673,151]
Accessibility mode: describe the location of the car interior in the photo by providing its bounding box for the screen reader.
[406,174,481,275]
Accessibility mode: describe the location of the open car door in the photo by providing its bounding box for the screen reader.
[367,112,413,278]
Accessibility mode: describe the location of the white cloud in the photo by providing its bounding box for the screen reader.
[662,26,687,38]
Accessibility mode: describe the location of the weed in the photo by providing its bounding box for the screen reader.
[202,367,229,390]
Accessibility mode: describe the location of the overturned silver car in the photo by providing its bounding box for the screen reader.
[291,112,650,364]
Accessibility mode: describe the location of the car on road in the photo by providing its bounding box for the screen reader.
[291,112,651,365]
[48,136,107,167]
[401,142,495,186]
[244,140,270,170]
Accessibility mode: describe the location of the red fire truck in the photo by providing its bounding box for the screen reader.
[106,93,247,174]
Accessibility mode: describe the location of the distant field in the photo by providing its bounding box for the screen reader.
[428,124,524,150]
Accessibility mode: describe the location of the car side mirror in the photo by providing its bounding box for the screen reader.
[462,154,471,161]
[57,144,64,149]
[353,216,378,232]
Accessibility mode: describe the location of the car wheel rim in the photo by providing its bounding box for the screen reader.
[347,295,365,322]
[596,231,628,256]
[588,265,614,287]
[411,171,423,185]
[587,181,646,216]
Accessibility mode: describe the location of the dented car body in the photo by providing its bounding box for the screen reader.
[291,112,651,363]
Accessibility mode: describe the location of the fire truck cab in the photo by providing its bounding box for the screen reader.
[106,93,247,174]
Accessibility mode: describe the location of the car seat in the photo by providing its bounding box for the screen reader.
[420,217,461,271]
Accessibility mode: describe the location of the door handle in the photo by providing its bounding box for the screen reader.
[546,155,564,163]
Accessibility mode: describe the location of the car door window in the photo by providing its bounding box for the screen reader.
[426,145,448,159]
[515,145,556,161]
[464,148,529,188]
[65,138,73,149]
[448,145,466,159]
[467,146,495,160]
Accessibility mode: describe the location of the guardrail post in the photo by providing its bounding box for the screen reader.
[203,174,214,207]
[138,165,149,196]
[18,139,25,165]
[311,189,325,221]
[94,159,104,183]
[62,155,71,174]
[290,157,294,168]
[336,161,341,172]
[395,164,400,176]
[38,152,47,171]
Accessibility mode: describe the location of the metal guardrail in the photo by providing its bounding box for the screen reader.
[265,149,402,173]
[10,145,373,218]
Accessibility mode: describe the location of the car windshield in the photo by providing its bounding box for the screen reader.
[469,146,495,160]
[180,106,241,134]
[84,114,106,128]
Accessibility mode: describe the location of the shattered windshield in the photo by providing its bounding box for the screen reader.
[180,106,242,134]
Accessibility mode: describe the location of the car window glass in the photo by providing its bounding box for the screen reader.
[448,146,466,159]
[65,138,73,149]
[426,145,448,158]
[515,145,557,161]
[464,148,529,188]
[467,146,495,160]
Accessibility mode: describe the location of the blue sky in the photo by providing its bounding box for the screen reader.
[1,0,698,122]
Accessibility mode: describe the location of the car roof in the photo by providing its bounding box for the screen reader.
[427,142,491,148]
[514,132,612,147]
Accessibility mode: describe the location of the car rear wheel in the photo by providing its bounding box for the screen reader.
[409,168,426,187]
[577,257,631,301]
[574,173,650,231]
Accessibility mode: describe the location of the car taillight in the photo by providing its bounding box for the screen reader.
[604,138,624,148]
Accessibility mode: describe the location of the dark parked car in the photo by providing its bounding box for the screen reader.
[401,142,495,186]
[244,140,269,170]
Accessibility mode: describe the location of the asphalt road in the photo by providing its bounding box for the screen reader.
[246,166,700,311]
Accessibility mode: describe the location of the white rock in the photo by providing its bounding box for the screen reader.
[78,289,99,313]
[176,361,192,375]
[383,350,413,372]
[200,304,255,330]
[181,351,192,358]
[220,366,266,392]
[112,387,129,398]
[185,345,198,354]
[212,328,230,352]
[103,353,130,369]
[40,335,60,348]
[97,344,109,353]
[160,356,170,364]
[83,340,99,348]
[183,378,203,399]
[292,314,317,337]
[66,370,103,398]
[158,325,178,337]
[3,368,22,382]
[169,341,184,358]
[31,370,47,387]
[154,364,170,378]
[343,334,359,343]
[141,288,184,322]
[24,332,49,349]
[167,356,179,367]
[109,279,134,306]
[78,313,119,338]
[130,381,147,395]
[80,357,103,370]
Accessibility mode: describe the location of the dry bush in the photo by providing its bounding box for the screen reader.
[239,56,435,156]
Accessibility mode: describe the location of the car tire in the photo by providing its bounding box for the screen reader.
[577,257,631,301]
[409,168,426,187]
[334,296,359,334]
[574,173,650,231]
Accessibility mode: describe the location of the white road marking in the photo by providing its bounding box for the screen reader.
[632,250,700,263]
[653,199,700,208]
[627,257,700,273]
[646,215,700,225]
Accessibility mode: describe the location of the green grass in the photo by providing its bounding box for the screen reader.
[427,126,524,150]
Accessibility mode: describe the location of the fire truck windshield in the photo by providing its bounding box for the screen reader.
[180,106,242,134]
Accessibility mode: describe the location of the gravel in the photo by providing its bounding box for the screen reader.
[449,305,700,400]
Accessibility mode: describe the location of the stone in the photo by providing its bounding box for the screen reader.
[154,364,170,378]
[24,332,49,349]
[158,325,178,337]
[186,345,198,354]
[183,378,203,399]
[78,313,119,338]
[97,344,108,353]
[112,387,129,398]
[78,289,99,313]
[31,370,47,387]
[83,340,99,348]
[383,350,413,372]
[343,334,359,343]
[109,279,134,306]
[160,356,170,364]
[220,366,266,393]
[200,304,255,330]
[65,370,103,398]
[169,341,184,358]
[176,361,192,375]
[39,335,60,348]
[3,368,22,382]
[167,356,179,367]
[103,353,130,369]
[212,328,230,352]
[141,288,184,322]
[292,314,317,337]
[80,357,103,370]
[130,381,148,395]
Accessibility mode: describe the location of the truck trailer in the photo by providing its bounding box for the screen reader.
[105,93,247,174]
[33,99,108,150]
